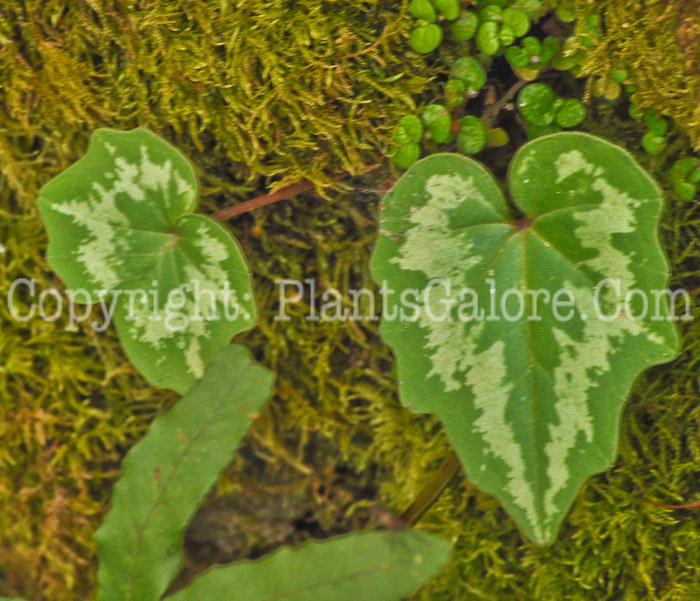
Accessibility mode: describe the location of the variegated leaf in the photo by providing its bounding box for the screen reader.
[371,133,680,544]
[38,129,256,393]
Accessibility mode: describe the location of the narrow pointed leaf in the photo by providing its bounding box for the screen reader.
[95,344,274,601]
[166,530,451,601]
[371,133,679,544]
[37,129,256,393]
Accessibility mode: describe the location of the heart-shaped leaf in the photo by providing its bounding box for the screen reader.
[95,344,274,601]
[37,129,256,393]
[165,530,451,601]
[371,132,679,544]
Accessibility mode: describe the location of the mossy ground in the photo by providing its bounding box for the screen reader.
[2,1,700,600]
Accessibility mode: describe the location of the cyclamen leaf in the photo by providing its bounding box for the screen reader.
[95,344,274,601]
[37,128,256,393]
[166,530,451,601]
[371,133,679,544]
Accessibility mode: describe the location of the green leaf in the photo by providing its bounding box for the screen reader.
[505,46,529,68]
[391,143,422,169]
[166,530,451,601]
[410,23,443,54]
[518,82,555,126]
[451,11,478,41]
[554,98,586,128]
[434,0,460,21]
[393,125,412,145]
[477,4,501,22]
[399,115,424,143]
[522,36,541,56]
[457,116,487,155]
[499,24,515,47]
[476,21,501,56]
[452,57,487,91]
[689,166,700,184]
[555,0,576,22]
[642,131,666,155]
[672,156,696,180]
[445,78,467,109]
[485,126,510,147]
[516,0,544,18]
[502,7,530,37]
[629,103,643,120]
[645,111,669,137]
[539,37,560,63]
[422,104,453,144]
[370,133,679,544]
[408,0,437,23]
[676,181,697,201]
[609,65,629,84]
[95,344,275,601]
[37,128,256,393]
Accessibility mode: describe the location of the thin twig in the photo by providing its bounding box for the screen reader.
[211,165,380,221]
[482,78,527,128]
[211,179,318,221]
[644,497,700,509]
[399,450,463,527]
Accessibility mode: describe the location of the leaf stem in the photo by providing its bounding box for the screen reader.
[210,165,379,221]
[399,450,462,527]
[211,179,319,221]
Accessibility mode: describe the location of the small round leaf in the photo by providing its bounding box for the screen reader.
[391,143,421,168]
[393,126,412,145]
[502,7,530,37]
[554,98,586,128]
[645,111,669,137]
[422,104,453,144]
[506,46,529,68]
[434,0,460,20]
[410,23,443,54]
[499,25,515,47]
[688,166,700,184]
[677,181,697,201]
[408,0,437,22]
[457,116,487,154]
[517,82,556,126]
[609,65,629,84]
[540,37,560,63]
[641,131,666,155]
[451,11,479,40]
[399,115,424,143]
[445,78,467,109]
[452,56,487,91]
[476,21,501,55]
[478,4,502,22]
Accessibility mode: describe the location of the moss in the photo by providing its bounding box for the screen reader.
[568,0,700,150]
[0,0,432,189]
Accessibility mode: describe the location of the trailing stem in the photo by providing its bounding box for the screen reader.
[399,450,463,527]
